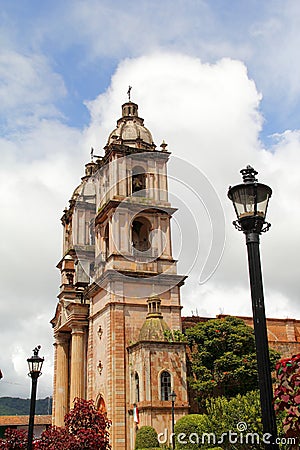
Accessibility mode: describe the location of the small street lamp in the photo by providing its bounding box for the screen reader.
[228,166,279,449]
[169,390,177,450]
[27,346,44,450]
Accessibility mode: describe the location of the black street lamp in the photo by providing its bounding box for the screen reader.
[27,346,44,450]
[169,390,177,450]
[228,166,279,449]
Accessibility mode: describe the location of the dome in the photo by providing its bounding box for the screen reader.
[138,296,170,341]
[106,102,156,150]
[70,178,95,202]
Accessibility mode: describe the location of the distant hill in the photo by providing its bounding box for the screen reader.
[0,397,52,416]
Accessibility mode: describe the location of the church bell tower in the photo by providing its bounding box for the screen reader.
[51,95,189,449]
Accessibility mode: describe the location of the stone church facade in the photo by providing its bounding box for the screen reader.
[51,99,189,449]
[50,97,300,449]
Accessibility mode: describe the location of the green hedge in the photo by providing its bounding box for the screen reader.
[135,426,159,449]
[174,414,210,449]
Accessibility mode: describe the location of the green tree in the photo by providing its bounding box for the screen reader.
[185,316,280,405]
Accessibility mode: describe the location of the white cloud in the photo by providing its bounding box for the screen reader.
[0,119,86,397]
[0,50,66,133]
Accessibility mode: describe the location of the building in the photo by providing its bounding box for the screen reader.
[51,98,189,449]
[0,415,51,439]
[182,315,300,358]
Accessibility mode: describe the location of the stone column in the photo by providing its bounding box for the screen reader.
[69,323,85,407]
[54,333,70,427]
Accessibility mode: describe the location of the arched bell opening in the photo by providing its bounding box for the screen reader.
[132,165,146,195]
[132,217,151,253]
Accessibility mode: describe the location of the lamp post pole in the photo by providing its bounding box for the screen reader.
[28,373,38,450]
[27,346,44,450]
[169,390,177,450]
[228,166,279,449]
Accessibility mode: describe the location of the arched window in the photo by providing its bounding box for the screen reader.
[132,166,146,195]
[104,224,109,259]
[135,372,140,403]
[160,371,171,401]
[132,218,151,252]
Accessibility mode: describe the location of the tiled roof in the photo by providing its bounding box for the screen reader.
[0,415,51,426]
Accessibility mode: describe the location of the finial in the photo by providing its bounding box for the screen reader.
[90,148,102,161]
[127,85,132,102]
[160,140,168,151]
[33,345,41,356]
[240,165,258,183]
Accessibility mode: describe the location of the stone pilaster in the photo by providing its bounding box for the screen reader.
[54,332,70,427]
[110,304,126,449]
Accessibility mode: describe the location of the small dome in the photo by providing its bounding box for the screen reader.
[71,184,82,201]
[106,102,156,150]
[138,296,170,341]
[138,316,170,341]
[70,179,95,202]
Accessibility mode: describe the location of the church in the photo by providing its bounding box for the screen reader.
[51,95,189,449]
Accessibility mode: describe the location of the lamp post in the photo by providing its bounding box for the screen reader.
[228,166,278,449]
[27,346,44,450]
[169,390,177,450]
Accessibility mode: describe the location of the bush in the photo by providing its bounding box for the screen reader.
[0,429,27,449]
[174,392,265,450]
[36,398,111,450]
[205,390,263,444]
[135,426,159,449]
[174,414,210,449]
[274,353,300,438]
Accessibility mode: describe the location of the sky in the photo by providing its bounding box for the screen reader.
[0,0,300,398]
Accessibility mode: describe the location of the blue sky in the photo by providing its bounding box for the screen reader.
[1,0,300,397]
[2,0,300,136]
